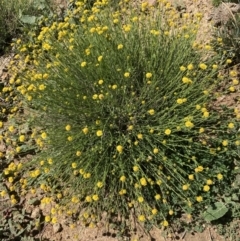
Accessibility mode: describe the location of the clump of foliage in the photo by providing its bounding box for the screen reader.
[213,13,240,65]
[0,0,57,54]
[2,0,239,232]
[212,0,240,7]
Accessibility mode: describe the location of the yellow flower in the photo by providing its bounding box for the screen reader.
[92,195,99,201]
[195,166,204,173]
[140,177,147,186]
[82,127,89,134]
[153,148,159,154]
[85,196,92,202]
[71,196,79,203]
[230,70,237,77]
[137,133,143,139]
[119,189,126,195]
[222,140,228,146]
[232,79,239,85]
[146,72,152,78]
[229,86,235,92]
[124,72,130,78]
[226,59,232,64]
[81,61,87,67]
[41,132,47,139]
[45,215,51,222]
[203,111,209,118]
[19,135,25,142]
[65,124,71,131]
[120,176,126,182]
[206,179,213,185]
[180,66,186,71]
[217,173,223,180]
[127,125,133,131]
[187,64,194,70]
[152,208,158,215]
[228,123,234,129]
[188,174,194,180]
[0,121,3,128]
[162,220,169,227]
[212,64,218,69]
[96,130,103,137]
[185,121,194,128]
[199,127,205,133]
[97,181,103,188]
[133,166,139,172]
[67,136,73,141]
[182,77,192,84]
[138,196,144,203]
[165,129,171,135]
[182,184,189,191]
[148,109,155,115]
[138,215,145,222]
[199,63,207,70]
[112,84,117,89]
[155,194,161,200]
[98,79,104,85]
[116,145,123,153]
[169,210,174,215]
[71,162,77,169]
[76,151,81,156]
[203,185,210,192]
[196,196,203,202]
[117,44,123,49]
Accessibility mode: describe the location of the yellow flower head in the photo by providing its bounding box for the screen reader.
[196,196,203,202]
[203,185,210,192]
[82,127,89,134]
[124,72,130,78]
[148,109,155,115]
[117,44,123,49]
[96,130,103,137]
[185,121,194,128]
[217,173,223,180]
[222,140,228,146]
[116,145,123,153]
[165,129,171,135]
[65,124,71,131]
[146,72,152,79]
[140,177,147,186]
[138,215,145,222]
[199,63,207,70]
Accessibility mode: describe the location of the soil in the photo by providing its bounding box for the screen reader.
[0,0,239,241]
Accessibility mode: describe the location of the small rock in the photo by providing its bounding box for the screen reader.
[53,223,62,234]
[31,207,41,219]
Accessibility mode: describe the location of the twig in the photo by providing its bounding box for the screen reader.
[181,230,187,240]
[0,198,9,202]
[208,228,212,241]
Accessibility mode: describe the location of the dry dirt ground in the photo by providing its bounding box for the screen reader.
[0,0,239,240]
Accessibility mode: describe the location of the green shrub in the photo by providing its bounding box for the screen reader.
[213,13,240,65]
[7,0,240,228]
[0,0,57,54]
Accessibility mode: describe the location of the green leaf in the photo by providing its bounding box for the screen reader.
[203,202,228,222]
[20,15,36,24]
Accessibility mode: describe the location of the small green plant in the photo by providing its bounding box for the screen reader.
[0,0,57,54]
[213,13,240,65]
[212,0,240,7]
[4,0,240,233]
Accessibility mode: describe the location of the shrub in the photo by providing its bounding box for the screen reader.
[213,13,240,65]
[7,0,240,229]
[0,0,57,54]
